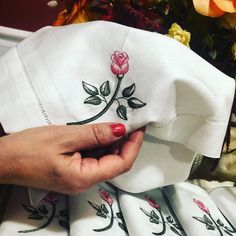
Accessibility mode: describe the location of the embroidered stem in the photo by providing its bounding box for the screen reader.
[209,214,223,236]
[18,203,56,234]
[67,75,123,125]
[153,210,166,235]
[93,205,114,232]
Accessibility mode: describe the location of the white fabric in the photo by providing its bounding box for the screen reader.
[0,21,234,201]
[163,182,236,236]
[0,186,68,236]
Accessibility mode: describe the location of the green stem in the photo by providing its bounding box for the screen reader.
[67,76,123,125]
[153,210,166,235]
[18,203,56,233]
[209,214,223,236]
[93,204,114,232]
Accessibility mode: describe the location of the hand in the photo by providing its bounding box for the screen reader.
[0,123,145,194]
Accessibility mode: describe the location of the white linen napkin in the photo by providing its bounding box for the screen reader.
[0,186,68,236]
[118,188,186,236]
[69,182,128,236]
[210,187,236,227]
[163,182,236,236]
[0,21,234,202]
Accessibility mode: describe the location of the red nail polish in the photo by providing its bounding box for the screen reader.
[111,124,126,137]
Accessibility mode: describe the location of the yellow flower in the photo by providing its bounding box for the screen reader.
[167,23,191,47]
[232,42,236,61]
[193,0,236,17]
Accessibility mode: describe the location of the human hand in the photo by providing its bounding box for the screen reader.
[0,123,145,194]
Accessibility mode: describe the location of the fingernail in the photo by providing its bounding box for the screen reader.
[111,124,126,137]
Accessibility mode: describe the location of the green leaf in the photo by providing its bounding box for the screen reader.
[96,212,107,218]
[173,223,183,230]
[170,226,182,236]
[101,204,109,214]
[118,222,128,233]
[203,34,214,49]
[116,212,122,219]
[193,216,207,224]
[203,214,213,225]
[28,214,44,220]
[122,83,136,97]
[166,215,173,223]
[140,207,151,217]
[150,218,159,224]
[216,219,224,227]
[22,204,38,215]
[208,50,217,60]
[84,96,101,105]
[224,226,236,233]
[128,97,146,109]
[151,210,159,221]
[82,81,98,96]
[59,220,69,229]
[224,229,234,236]
[39,205,48,215]
[100,81,110,96]
[88,201,100,211]
[206,225,215,230]
[116,105,127,120]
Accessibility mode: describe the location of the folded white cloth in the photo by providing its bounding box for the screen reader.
[210,187,236,226]
[163,182,236,236]
[0,186,68,236]
[69,182,128,236]
[118,188,186,236]
[0,21,234,201]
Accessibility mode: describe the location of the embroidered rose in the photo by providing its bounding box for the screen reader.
[111,51,129,77]
[193,199,210,214]
[145,195,161,210]
[99,189,113,206]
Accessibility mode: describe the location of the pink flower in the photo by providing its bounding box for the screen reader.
[111,51,129,77]
[193,199,210,214]
[99,189,113,206]
[43,193,58,205]
[145,196,161,210]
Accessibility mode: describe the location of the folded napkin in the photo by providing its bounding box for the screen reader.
[118,188,186,236]
[210,187,236,226]
[0,186,68,236]
[163,182,236,236]
[0,21,234,201]
[69,182,128,236]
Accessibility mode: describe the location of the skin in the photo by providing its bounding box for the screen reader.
[0,123,145,195]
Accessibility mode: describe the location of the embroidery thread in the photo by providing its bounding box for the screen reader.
[192,198,236,236]
[88,188,128,233]
[67,51,146,125]
[18,193,69,233]
[140,195,184,236]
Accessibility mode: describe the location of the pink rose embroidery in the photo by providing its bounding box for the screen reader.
[145,195,161,210]
[111,51,129,77]
[99,189,113,206]
[193,199,210,214]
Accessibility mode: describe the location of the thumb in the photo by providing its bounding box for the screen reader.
[63,123,126,151]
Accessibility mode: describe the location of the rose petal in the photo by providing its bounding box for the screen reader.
[120,63,129,75]
[193,0,225,17]
[111,63,121,75]
[213,0,236,13]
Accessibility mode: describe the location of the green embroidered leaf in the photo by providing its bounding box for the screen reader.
[216,219,224,227]
[193,216,206,224]
[22,204,38,214]
[84,96,102,105]
[39,205,48,215]
[101,204,109,214]
[224,226,236,233]
[58,220,69,229]
[170,226,182,236]
[96,212,107,218]
[208,50,217,60]
[116,212,123,219]
[118,222,128,233]
[166,215,173,223]
[128,97,146,109]
[117,105,127,120]
[122,83,136,97]
[206,225,215,230]
[224,229,234,236]
[173,223,183,230]
[151,210,159,221]
[203,214,213,225]
[82,81,99,96]
[150,218,159,224]
[28,214,44,220]
[100,81,110,96]
[140,207,151,217]
[88,201,100,211]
